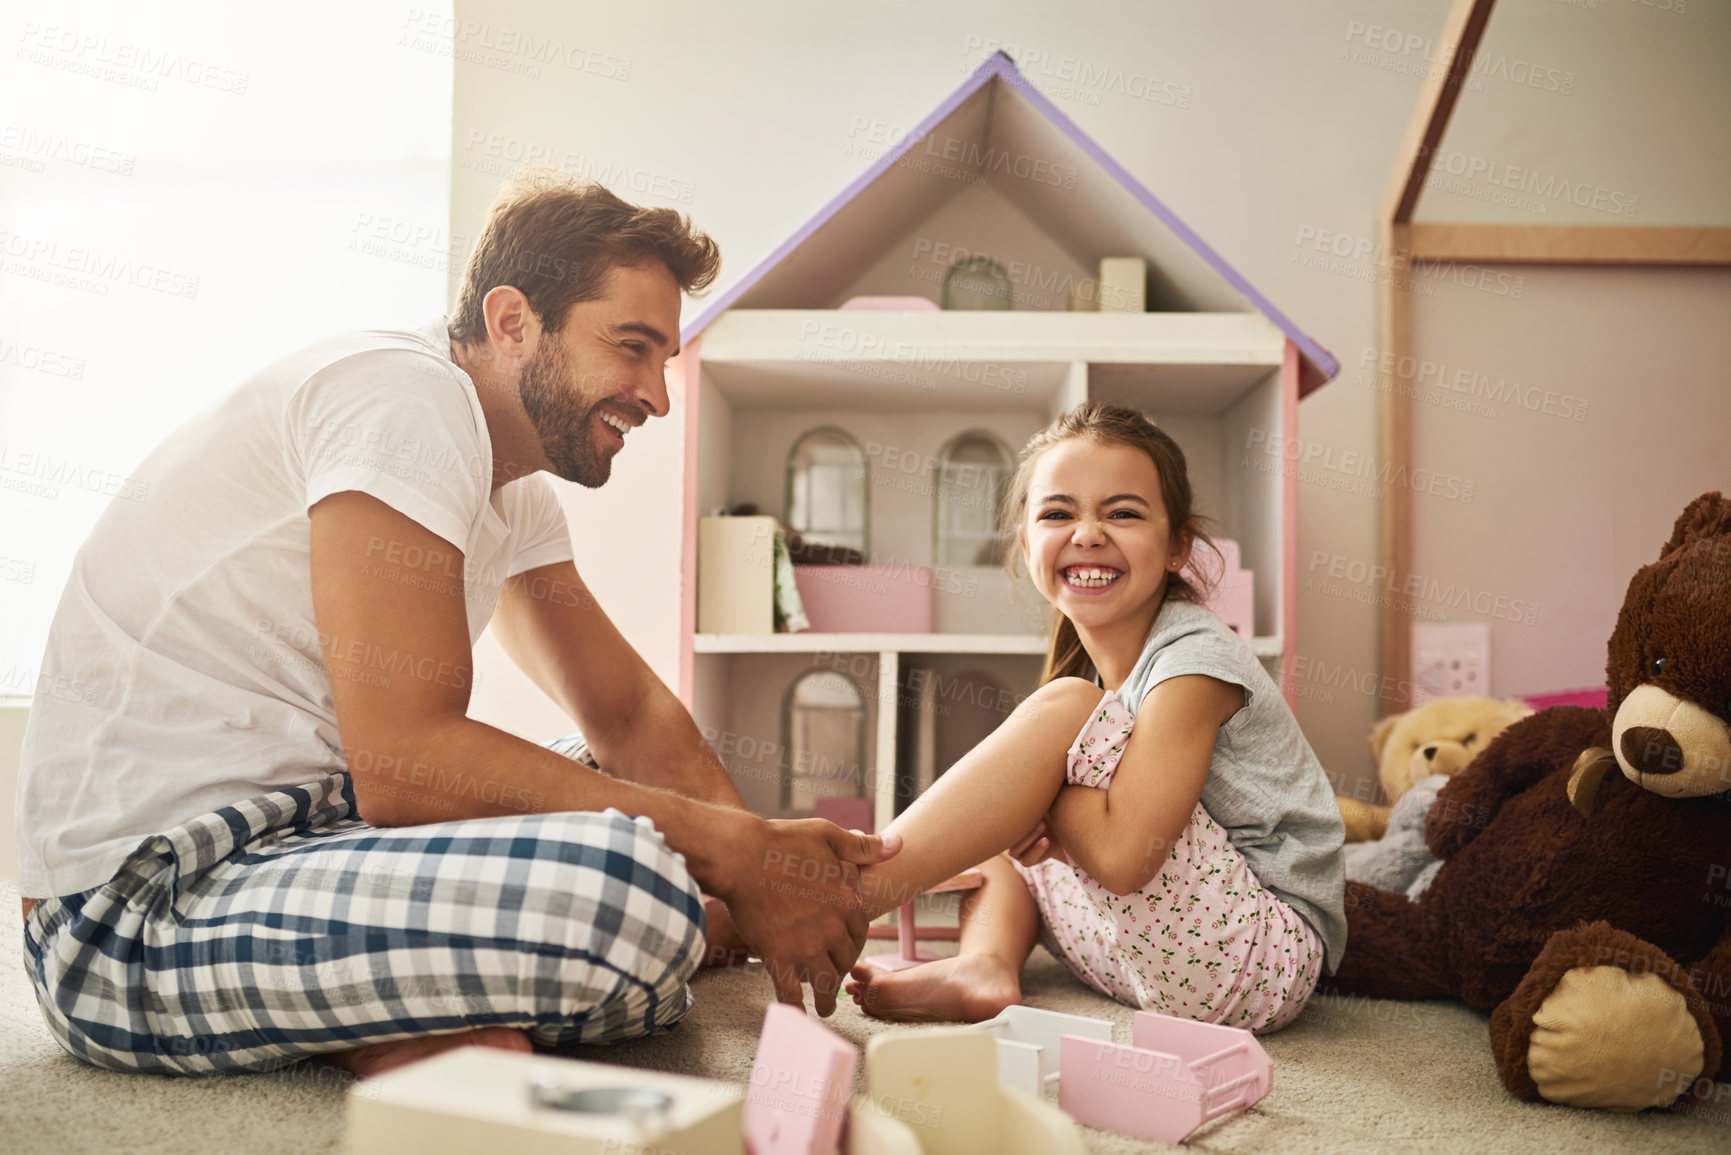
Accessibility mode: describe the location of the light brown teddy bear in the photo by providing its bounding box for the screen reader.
[1337,695,1533,841]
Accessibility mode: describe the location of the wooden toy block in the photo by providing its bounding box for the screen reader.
[864,1028,1085,1155]
[1057,1011,1272,1144]
[698,515,777,634]
[1097,257,1147,314]
[344,1046,743,1155]
[744,1003,858,1155]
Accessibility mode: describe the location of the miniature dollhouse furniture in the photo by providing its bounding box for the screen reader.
[345,1046,745,1154]
[861,868,984,970]
[863,1028,1087,1155]
[979,1005,1273,1144]
[674,51,1338,832]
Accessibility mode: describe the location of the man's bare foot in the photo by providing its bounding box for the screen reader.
[324,1026,532,1080]
[699,895,754,970]
[844,953,1022,1023]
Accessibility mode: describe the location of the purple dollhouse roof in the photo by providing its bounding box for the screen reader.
[683,51,1338,396]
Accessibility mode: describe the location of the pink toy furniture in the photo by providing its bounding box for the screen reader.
[811,796,874,834]
[1187,538,1254,639]
[793,565,934,634]
[1059,1011,1271,1144]
[745,1004,858,1155]
[859,870,983,970]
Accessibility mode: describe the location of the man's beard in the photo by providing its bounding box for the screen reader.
[518,337,612,488]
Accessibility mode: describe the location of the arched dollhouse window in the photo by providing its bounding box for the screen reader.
[785,427,869,554]
[781,670,868,814]
[933,430,1014,566]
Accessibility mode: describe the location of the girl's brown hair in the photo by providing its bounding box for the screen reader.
[1000,401,1218,685]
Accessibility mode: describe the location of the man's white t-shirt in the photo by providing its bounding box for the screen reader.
[16,319,575,898]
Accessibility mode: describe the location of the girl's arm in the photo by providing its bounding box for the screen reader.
[1046,674,1243,896]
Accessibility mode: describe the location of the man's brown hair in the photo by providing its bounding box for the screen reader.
[449,169,721,345]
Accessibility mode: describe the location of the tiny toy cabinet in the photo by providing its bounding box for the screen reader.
[670,53,1336,827]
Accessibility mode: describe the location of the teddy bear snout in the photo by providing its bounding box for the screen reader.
[1620,726,1685,775]
[1409,741,1473,781]
[1611,684,1731,797]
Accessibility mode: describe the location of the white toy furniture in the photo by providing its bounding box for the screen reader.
[344,1046,744,1155]
[863,1027,1087,1155]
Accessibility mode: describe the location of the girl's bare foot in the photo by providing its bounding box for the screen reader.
[845,953,1022,1023]
[324,1026,533,1080]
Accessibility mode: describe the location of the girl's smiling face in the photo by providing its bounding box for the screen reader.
[1022,437,1191,631]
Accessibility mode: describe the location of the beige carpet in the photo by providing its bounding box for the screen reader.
[2,879,1724,1154]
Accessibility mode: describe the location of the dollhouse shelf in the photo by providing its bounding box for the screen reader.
[695,632,1045,655]
[700,310,1286,413]
[694,631,1284,659]
[700,309,1288,366]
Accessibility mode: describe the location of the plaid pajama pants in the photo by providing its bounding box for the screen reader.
[20,734,707,1077]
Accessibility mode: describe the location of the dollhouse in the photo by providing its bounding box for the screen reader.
[667,52,1337,827]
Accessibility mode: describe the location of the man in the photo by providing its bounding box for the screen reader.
[16,172,897,1078]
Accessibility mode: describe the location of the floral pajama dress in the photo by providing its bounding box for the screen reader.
[1011,691,1324,1034]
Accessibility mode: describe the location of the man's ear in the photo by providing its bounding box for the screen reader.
[481,286,541,369]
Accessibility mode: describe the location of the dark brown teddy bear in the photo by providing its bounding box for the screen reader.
[1324,492,1731,1113]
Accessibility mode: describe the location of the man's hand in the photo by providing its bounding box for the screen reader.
[710,816,901,1017]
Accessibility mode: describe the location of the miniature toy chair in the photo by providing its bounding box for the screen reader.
[811,796,874,835]
[859,870,984,971]
[1058,1010,1273,1144]
[864,1027,1085,1155]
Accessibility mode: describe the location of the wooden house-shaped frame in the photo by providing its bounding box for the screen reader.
[665,52,1338,826]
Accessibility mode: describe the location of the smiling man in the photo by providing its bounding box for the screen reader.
[16,172,896,1079]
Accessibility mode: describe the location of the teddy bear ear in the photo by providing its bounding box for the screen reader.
[1369,712,1400,758]
[1659,491,1731,559]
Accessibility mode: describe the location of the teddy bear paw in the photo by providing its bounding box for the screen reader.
[1525,965,1705,1111]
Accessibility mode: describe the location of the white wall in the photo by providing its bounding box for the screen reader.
[452,0,1731,797]
[0,702,28,881]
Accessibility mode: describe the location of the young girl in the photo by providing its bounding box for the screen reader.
[846,402,1347,1033]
